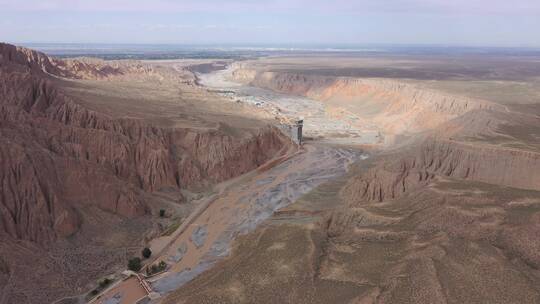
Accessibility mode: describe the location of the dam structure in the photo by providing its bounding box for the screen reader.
[277,119,303,145]
[292,119,303,145]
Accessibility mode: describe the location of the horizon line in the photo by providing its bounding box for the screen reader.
[7,41,540,50]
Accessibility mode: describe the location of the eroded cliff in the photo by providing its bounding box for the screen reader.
[231,64,503,134]
[342,137,540,206]
[0,44,291,303]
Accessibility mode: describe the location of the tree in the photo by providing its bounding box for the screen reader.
[142,247,152,259]
[128,257,142,272]
[98,278,112,288]
[159,209,166,217]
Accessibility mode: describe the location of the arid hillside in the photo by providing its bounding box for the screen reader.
[0,43,291,304]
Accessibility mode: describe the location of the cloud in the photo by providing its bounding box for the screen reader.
[1,0,538,46]
[1,0,539,15]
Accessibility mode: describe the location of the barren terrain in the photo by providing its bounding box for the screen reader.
[163,53,540,303]
[2,44,540,304]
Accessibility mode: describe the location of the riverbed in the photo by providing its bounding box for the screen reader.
[149,145,364,295]
[147,67,374,297]
[97,64,372,304]
[198,67,381,145]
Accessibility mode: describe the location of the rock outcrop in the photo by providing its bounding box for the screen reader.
[0,42,156,80]
[0,44,291,245]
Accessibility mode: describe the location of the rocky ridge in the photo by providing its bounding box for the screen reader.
[0,43,291,243]
[342,137,540,205]
[0,43,291,303]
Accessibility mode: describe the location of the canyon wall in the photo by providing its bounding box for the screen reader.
[231,64,503,134]
[0,44,291,245]
[342,137,540,206]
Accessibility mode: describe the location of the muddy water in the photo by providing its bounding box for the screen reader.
[150,145,365,295]
[198,67,380,145]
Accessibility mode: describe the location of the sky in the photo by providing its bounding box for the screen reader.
[1,0,540,47]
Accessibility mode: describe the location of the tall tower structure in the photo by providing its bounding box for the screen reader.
[295,119,303,145]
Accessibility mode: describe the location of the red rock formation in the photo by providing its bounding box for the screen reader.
[0,43,292,303]
[0,42,152,80]
[0,44,291,246]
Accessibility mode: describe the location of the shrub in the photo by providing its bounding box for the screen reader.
[98,278,112,288]
[159,209,166,217]
[142,247,152,259]
[146,261,167,275]
[127,257,142,272]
